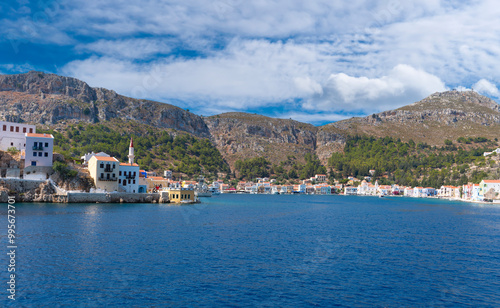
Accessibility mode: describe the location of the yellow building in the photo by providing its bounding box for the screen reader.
[88,156,119,192]
[168,188,195,203]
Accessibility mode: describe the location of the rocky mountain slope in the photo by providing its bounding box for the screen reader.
[0,71,210,138]
[1,71,499,170]
[327,90,500,145]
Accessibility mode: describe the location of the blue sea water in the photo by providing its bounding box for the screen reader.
[1,195,500,307]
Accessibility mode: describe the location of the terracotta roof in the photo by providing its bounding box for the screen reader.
[26,133,53,138]
[120,163,139,167]
[483,180,500,184]
[150,176,167,180]
[94,156,119,162]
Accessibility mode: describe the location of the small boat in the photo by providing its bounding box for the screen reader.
[379,194,384,198]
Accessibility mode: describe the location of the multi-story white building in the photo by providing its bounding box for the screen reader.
[119,163,139,193]
[118,138,139,193]
[24,133,54,168]
[0,121,36,151]
[88,156,119,192]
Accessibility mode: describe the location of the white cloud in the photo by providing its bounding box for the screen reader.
[4,0,500,123]
[77,38,173,60]
[473,79,500,97]
[305,64,447,112]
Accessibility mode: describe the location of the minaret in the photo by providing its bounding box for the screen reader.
[128,137,135,164]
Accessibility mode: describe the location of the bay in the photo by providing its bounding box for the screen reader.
[1,195,499,307]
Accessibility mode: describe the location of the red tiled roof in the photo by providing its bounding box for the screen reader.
[94,156,119,162]
[26,133,53,138]
[120,163,139,167]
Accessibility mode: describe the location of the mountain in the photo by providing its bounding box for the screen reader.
[1,71,499,172]
[326,90,500,145]
[0,71,210,138]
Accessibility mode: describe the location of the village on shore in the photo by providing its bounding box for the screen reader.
[1,120,499,204]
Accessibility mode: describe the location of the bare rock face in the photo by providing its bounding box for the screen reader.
[205,113,318,167]
[0,71,211,138]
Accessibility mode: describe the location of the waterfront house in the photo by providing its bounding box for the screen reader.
[378,185,392,196]
[220,183,230,193]
[167,187,195,203]
[438,185,461,198]
[478,180,500,200]
[138,169,148,193]
[413,187,424,198]
[344,186,358,195]
[24,133,54,168]
[0,121,35,151]
[119,163,139,193]
[88,156,119,192]
[422,187,437,197]
[404,187,413,197]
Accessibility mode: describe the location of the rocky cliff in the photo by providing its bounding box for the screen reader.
[0,71,210,138]
[205,113,319,166]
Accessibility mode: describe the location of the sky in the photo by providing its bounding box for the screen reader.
[1,0,500,125]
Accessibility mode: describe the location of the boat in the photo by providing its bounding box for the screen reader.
[195,176,212,197]
[379,194,384,198]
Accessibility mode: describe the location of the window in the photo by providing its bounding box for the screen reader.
[119,171,122,176]
[2,125,6,131]
[33,152,37,157]
[10,126,13,132]
[44,152,48,157]
[10,142,13,146]
[15,127,19,132]
[29,128,33,133]
[45,142,48,147]
[133,180,136,184]
[100,163,104,168]
[107,174,110,179]
[100,173,103,178]
[133,172,136,176]
[23,127,26,133]
[112,163,115,169]
[128,179,131,184]
[119,179,121,184]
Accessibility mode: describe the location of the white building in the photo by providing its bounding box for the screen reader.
[88,156,119,192]
[479,180,500,200]
[119,163,139,193]
[24,133,54,168]
[0,121,36,151]
[164,170,172,179]
[118,138,140,193]
[344,186,358,195]
[81,152,110,165]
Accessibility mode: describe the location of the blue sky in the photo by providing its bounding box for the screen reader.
[1,0,500,125]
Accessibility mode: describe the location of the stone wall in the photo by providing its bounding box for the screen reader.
[67,192,159,203]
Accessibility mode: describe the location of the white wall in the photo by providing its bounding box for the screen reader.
[0,121,36,151]
[24,135,54,168]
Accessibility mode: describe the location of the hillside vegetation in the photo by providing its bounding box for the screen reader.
[328,135,499,187]
[38,122,230,178]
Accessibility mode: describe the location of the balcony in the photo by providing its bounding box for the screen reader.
[125,174,136,179]
[104,167,114,173]
[99,176,117,181]
[32,145,44,151]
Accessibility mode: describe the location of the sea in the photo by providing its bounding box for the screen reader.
[1,194,499,307]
